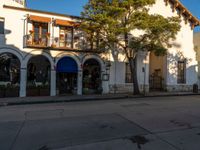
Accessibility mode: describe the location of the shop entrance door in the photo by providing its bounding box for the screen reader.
[56,57,78,95]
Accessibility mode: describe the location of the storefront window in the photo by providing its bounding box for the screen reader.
[27,55,50,96]
[0,53,20,97]
[83,59,101,94]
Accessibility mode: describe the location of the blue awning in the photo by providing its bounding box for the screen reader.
[57,57,78,73]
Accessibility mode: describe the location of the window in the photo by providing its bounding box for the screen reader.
[177,60,186,84]
[0,53,20,84]
[0,18,5,34]
[59,26,73,48]
[125,63,133,83]
[32,22,48,46]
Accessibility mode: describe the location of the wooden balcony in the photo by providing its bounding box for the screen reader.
[25,33,49,49]
[24,34,101,53]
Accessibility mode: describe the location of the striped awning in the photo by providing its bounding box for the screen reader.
[28,15,51,23]
[54,19,80,27]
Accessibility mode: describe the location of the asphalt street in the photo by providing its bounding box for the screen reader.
[1,95,200,150]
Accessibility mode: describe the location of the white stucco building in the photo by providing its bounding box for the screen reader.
[194,32,200,88]
[0,0,199,97]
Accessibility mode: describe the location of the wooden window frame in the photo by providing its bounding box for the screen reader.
[32,21,48,46]
[59,26,73,48]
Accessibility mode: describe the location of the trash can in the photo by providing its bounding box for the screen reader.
[193,84,198,93]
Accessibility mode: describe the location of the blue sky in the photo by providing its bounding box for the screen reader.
[27,0,200,32]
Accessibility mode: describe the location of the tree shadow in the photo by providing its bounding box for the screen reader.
[167,49,197,86]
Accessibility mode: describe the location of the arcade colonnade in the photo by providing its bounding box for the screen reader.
[0,48,108,97]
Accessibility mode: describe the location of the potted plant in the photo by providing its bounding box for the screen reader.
[46,32,50,38]
[29,30,34,35]
[51,43,56,48]
[83,76,90,94]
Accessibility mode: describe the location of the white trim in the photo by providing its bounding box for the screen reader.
[0,47,23,64]
[55,52,81,71]
[82,54,105,71]
[23,50,54,69]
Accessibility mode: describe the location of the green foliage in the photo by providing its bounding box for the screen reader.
[81,0,181,94]
[81,0,181,56]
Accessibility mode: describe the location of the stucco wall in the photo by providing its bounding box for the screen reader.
[0,0,25,8]
[150,0,198,89]
[194,32,200,88]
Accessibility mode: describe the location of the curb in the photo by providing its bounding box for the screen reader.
[0,93,199,107]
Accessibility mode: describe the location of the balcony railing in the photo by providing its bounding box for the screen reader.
[26,33,49,48]
[25,33,99,52]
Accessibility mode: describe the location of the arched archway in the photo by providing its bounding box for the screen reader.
[82,59,102,94]
[26,55,51,96]
[0,53,20,97]
[56,57,78,95]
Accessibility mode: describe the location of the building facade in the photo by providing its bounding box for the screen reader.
[0,0,199,97]
[194,32,200,88]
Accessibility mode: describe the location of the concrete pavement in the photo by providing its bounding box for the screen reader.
[0,95,200,150]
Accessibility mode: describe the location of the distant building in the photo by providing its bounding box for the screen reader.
[194,32,200,88]
[0,0,199,97]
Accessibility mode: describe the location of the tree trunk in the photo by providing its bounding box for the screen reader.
[130,57,140,95]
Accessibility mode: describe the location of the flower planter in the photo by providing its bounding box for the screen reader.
[26,88,40,97]
[5,87,19,97]
[27,87,50,96]
[51,44,56,48]
[39,88,50,96]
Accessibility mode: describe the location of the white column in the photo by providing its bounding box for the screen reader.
[20,68,27,97]
[77,70,83,95]
[50,69,56,96]
[102,72,109,94]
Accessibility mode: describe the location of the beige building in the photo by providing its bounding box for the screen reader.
[194,32,200,88]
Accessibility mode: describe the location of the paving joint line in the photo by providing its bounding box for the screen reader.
[9,120,26,150]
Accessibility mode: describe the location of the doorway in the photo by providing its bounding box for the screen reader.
[82,59,101,94]
[149,52,166,91]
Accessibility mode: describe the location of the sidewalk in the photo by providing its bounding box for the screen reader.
[0,92,199,107]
